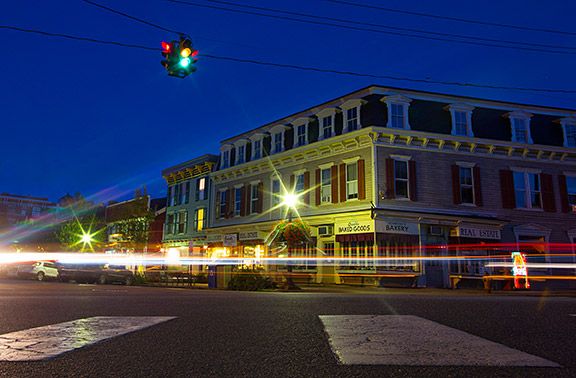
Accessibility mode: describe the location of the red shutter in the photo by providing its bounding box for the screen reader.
[358,159,366,200]
[225,188,233,217]
[240,186,246,216]
[215,191,221,218]
[290,174,295,192]
[246,184,252,215]
[331,165,338,203]
[408,160,417,201]
[339,163,346,202]
[473,166,483,207]
[315,169,321,206]
[385,158,395,199]
[257,182,263,213]
[500,170,515,209]
[559,175,570,213]
[304,171,310,205]
[451,165,461,205]
[541,174,556,212]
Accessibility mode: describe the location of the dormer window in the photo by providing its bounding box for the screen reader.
[340,99,366,133]
[561,118,576,148]
[233,138,249,165]
[446,104,474,137]
[381,95,412,130]
[249,132,267,160]
[292,117,311,147]
[220,144,233,169]
[508,111,533,144]
[315,107,338,140]
[269,125,289,154]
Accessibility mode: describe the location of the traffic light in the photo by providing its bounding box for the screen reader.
[161,36,198,78]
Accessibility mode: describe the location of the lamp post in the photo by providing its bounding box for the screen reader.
[281,192,300,290]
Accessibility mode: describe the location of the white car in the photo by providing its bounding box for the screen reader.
[21,261,60,281]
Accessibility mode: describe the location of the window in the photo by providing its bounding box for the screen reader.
[564,123,576,148]
[394,160,409,198]
[297,124,307,146]
[274,133,282,153]
[196,177,206,201]
[454,111,468,136]
[340,241,375,269]
[321,168,331,203]
[459,167,474,204]
[512,118,530,143]
[295,173,305,194]
[253,140,262,159]
[218,191,226,218]
[167,186,173,207]
[174,183,181,206]
[390,103,405,129]
[222,150,230,169]
[567,176,576,206]
[322,116,333,139]
[183,181,190,204]
[176,211,187,234]
[513,171,541,209]
[165,213,175,235]
[272,179,281,206]
[234,187,242,216]
[346,164,358,200]
[346,107,359,131]
[236,145,245,164]
[194,208,206,231]
[250,185,259,213]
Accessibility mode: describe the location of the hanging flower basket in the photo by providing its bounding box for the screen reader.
[269,220,311,247]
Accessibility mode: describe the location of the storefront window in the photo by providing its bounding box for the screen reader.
[340,241,374,270]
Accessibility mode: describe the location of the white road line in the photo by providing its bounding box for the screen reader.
[0,316,176,361]
[320,315,560,367]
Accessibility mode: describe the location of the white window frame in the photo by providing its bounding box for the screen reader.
[194,208,206,232]
[316,108,338,140]
[319,162,333,204]
[250,183,260,214]
[292,117,311,147]
[381,95,412,130]
[271,177,281,207]
[233,138,249,165]
[196,177,206,201]
[249,132,267,160]
[234,186,243,217]
[220,144,233,169]
[340,99,366,133]
[269,125,289,154]
[561,118,576,148]
[295,172,305,194]
[218,190,227,219]
[446,104,474,137]
[512,168,542,210]
[508,111,533,144]
[391,155,411,199]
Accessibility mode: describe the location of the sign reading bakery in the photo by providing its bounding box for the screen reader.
[456,225,501,240]
[375,219,419,235]
[335,220,373,235]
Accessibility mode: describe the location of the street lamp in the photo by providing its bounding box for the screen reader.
[280,191,301,290]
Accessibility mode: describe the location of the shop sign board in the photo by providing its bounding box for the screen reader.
[456,226,501,240]
[335,220,373,235]
[223,233,238,247]
[206,234,223,243]
[376,219,419,235]
[239,231,267,241]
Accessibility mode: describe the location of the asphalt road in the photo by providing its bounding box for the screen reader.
[0,279,575,377]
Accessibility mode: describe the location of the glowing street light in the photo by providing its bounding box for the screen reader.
[281,192,299,210]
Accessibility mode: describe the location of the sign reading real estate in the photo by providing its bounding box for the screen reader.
[223,233,238,247]
[375,219,419,235]
[206,234,223,243]
[456,226,501,240]
[335,220,373,235]
[238,231,267,241]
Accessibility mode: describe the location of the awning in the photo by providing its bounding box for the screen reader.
[376,233,419,244]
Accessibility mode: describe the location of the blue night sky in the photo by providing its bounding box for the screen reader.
[1,0,575,204]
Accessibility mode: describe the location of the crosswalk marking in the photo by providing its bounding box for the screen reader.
[320,315,559,367]
[0,316,176,361]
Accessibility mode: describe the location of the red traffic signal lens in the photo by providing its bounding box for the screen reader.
[161,41,171,53]
[191,49,199,57]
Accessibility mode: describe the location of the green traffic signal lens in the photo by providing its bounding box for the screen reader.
[179,57,191,68]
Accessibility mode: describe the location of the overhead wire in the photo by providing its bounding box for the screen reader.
[325,0,576,37]
[162,0,576,55]
[187,0,576,52]
[2,23,576,94]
